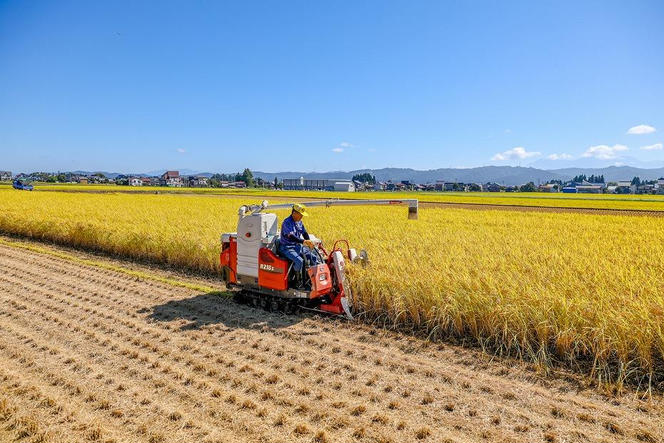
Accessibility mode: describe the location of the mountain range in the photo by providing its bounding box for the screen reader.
[252,166,664,186]
[65,166,664,186]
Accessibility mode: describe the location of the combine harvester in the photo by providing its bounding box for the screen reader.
[12,178,34,191]
[220,199,418,319]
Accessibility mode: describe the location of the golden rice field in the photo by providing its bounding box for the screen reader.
[1,189,663,386]
[17,182,664,211]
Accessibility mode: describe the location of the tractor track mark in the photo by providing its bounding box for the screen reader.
[0,242,662,443]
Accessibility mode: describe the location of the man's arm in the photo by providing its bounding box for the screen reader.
[286,233,304,244]
[302,224,310,241]
[282,217,304,244]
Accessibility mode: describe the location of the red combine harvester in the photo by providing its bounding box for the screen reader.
[220,199,418,319]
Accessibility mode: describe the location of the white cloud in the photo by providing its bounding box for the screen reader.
[581,144,628,160]
[339,141,354,148]
[627,124,656,135]
[547,153,573,160]
[176,148,186,153]
[491,146,541,161]
[640,143,663,151]
[331,147,344,153]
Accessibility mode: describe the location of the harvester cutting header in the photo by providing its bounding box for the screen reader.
[220,198,418,319]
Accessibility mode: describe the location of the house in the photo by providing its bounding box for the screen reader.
[160,171,183,187]
[129,177,143,186]
[370,182,386,191]
[188,176,209,187]
[636,184,656,194]
[78,177,89,185]
[538,183,558,192]
[485,183,502,192]
[575,184,603,194]
[615,181,636,194]
[141,177,152,186]
[0,171,12,181]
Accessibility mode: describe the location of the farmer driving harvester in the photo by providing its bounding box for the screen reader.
[279,203,322,288]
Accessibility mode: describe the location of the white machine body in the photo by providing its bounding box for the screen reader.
[236,212,278,278]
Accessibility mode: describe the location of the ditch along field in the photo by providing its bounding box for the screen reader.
[0,238,662,443]
[1,189,663,388]
[12,182,664,211]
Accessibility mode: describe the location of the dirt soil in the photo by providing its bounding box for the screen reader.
[0,240,662,443]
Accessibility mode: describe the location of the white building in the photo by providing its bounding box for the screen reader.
[283,177,355,192]
[129,177,143,186]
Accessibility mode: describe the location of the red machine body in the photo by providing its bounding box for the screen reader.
[257,248,288,291]
[220,225,355,318]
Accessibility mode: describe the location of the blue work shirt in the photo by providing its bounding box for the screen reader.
[280,214,309,247]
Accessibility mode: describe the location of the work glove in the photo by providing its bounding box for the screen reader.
[303,240,315,249]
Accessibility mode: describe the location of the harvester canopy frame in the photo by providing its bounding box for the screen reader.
[239,198,419,220]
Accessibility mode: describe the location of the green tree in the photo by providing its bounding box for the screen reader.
[631,176,641,186]
[519,182,536,192]
[241,168,255,187]
[352,173,376,184]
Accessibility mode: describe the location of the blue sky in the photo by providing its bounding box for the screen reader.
[1,1,662,173]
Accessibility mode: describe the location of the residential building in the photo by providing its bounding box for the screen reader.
[575,184,603,193]
[188,176,209,187]
[615,181,636,194]
[160,171,183,187]
[636,184,656,194]
[129,177,143,186]
[0,171,11,181]
[485,183,502,192]
[538,183,558,192]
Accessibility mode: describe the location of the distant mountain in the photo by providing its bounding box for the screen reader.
[253,166,567,186]
[253,165,664,185]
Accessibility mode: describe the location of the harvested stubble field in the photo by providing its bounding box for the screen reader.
[1,189,664,385]
[0,238,662,443]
